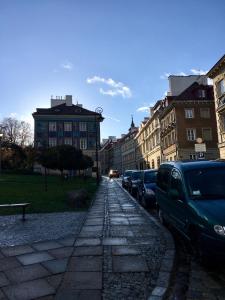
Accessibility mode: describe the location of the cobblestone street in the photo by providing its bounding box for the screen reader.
[0,178,174,299]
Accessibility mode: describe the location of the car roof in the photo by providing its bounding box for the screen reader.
[159,160,225,172]
[143,169,158,173]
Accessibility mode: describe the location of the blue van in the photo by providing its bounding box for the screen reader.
[156,160,225,259]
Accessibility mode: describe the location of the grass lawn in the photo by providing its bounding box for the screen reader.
[0,174,98,215]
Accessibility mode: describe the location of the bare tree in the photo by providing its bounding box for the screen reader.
[1,117,32,146]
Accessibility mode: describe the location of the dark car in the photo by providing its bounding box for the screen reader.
[127,170,143,196]
[137,169,158,207]
[122,170,134,188]
[156,160,225,260]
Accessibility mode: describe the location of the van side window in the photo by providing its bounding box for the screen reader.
[157,168,170,192]
[170,169,184,199]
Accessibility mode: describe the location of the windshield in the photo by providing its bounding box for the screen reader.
[144,171,157,183]
[185,168,225,199]
[132,172,142,180]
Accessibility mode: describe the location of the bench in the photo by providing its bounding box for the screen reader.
[0,203,30,221]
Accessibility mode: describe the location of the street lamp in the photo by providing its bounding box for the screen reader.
[95,107,103,185]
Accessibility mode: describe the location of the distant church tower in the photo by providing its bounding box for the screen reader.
[129,115,135,132]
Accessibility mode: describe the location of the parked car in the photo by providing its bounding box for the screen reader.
[127,170,143,196]
[156,160,225,261]
[137,169,158,207]
[122,170,134,188]
[109,169,119,178]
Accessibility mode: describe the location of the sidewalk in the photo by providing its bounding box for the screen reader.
[0,178,175,300]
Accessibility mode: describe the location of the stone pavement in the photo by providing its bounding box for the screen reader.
[0,178,174,300]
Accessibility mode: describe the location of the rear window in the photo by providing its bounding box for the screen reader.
[124,171,132,177]
[144,171,157,183]
[132,172,142,180]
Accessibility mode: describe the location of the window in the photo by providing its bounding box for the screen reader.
[80,138,87,149]
[79,122,87,131]
[190,154,196,160]
[186,128,196,141]
[157,168,170,192]
[200,108,210,118]
[185,108,194,119]
[216,79,225,97]
[64,138,72,145]
[64,122,72,131]
[49,122,56,131]
[49,138,57,147]
[202,128,212,141]
[198,89,206,98]
[152,159,155,169]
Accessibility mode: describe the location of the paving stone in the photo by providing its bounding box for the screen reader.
[0,252,4,259]
[3,279,55,300]
[0,272,9,287]
[0,290,6,300]
[36,296,54,300]
[73,246,103,256]
[112,246,141,256]
[103,238,128,246]
[1,245,34,257]
[48,247,73,259]
[61,271,102,289]
[57,236,75,247]
[42,258,68,274]
[81,226,103,232]
[55,289,101,300]
[0,257,21,271]
[110,218,129,225]
[17,252,54,265]
[151,286,167,297]
[33,241,62,251]
[113,255,149,272]
[47,274,63,289]
[75,238,101,247]
[68,256,102,272]
[5,263,50,283]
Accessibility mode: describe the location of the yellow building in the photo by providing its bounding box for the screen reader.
[135,101,162,169]
[208,55,225,158]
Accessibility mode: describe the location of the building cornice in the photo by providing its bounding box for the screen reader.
[207,54,225,78]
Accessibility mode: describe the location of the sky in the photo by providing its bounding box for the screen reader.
[1,0,225,140]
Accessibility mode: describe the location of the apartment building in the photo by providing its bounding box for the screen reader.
[135,101,162,169]
[160,75,219,161]
[207,54,225,158]
[32,95,104,164]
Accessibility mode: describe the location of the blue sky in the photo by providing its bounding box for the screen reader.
[1,0,224,140]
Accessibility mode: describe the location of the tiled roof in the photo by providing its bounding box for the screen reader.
[32,103,103,119]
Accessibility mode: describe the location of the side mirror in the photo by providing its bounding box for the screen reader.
[168,189,179,200]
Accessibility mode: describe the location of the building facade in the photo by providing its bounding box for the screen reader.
[207,54,225,158]
[32,95,104,165]
[160,76,219,161]
[120,118,138,173]
[135,101,162,170]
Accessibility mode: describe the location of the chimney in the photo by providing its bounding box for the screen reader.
[65,95,73,106]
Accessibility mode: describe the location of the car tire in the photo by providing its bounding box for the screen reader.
[189,229,211,266]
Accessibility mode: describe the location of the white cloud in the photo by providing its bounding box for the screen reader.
[86,76,132,98]
[104,115,120,122]
[190,68,208,75]
[9,112,17,118]
[61,61,73,70]
[137,106,149,113]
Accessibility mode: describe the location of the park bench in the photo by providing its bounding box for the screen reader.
[0,203,30,221]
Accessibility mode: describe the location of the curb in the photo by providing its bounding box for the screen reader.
[115,179,175,300]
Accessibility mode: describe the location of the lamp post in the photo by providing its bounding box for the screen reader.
[95,107,103,185]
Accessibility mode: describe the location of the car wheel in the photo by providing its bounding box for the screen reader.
[141,195,147,208]
[189,229,211,266]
